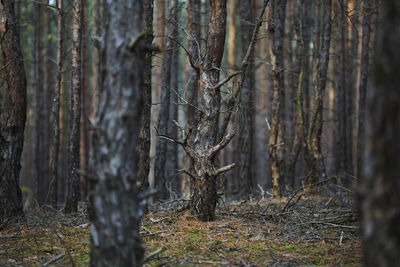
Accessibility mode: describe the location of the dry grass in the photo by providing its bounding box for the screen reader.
[0,194,361,266]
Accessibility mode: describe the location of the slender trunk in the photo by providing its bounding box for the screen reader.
[0,0,27,218]
[360,1,400,265]
[182,0,201,199]
[80,0,89,200]
[286,0,303,190]
[90,0,145,264]
[356,0,371,179]
[154,0,177,201]
[332,1,348,182]
[166,2,180,197]
[64,0,82,213]
[304,0,332,186]
[137,0,153,195]
[49,0,64,207]
[268,0,286,197]
[236,0,255,199]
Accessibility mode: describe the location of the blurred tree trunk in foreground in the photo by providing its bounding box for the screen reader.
[360,0,400,266]
[90,0,145,265]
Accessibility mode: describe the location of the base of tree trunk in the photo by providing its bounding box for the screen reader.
[191,177,217,221]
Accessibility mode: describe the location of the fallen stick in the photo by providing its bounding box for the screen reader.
[41,252,66,266]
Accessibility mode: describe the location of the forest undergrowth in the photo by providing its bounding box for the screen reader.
[0,187,361,266]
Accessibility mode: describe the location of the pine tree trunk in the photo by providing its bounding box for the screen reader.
[0,0,27,218]
[360,1,400,265]
[236,0,255,199]
[190,0,227,221]
[182,0,200,199]
[356,0,371,179]
[49,0,64,208]
[268,0,286,197]
[64,0,82,213]
[154,0,177,201]
[90,0,145,265]
[304,0,332,186]
[137,0,153,194]
[80,0,90,200]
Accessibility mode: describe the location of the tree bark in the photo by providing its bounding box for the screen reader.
[268,0,286,197]
[236,0,255,199]
[356,0,371,179]
[190,0,227,221]
[0,0,27,218]
[166,2,180,197]
[182,0,201,199]
[49,0,64,207]
[80,0,90,200]
[90,0,145,265]
[304,0,332,186]
[154,0,178,201]
[137,0,153,194]
[332,0,348,182]
[360,1,400,265]
[64,0,82,213]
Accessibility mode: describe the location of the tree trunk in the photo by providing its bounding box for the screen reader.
[332,0,348,182]
[137,0,153,195]
[304,0,332,186]
[90,0,145,265]
[80,0,90,200]
[0,0,27,218]
[182,0,201,199]
[166,2,180,197]
[49,0,64,207]
[154,0,177,201]
[268,0,286,197]
[356,0,371,179]
[190,0,227,221]
[236,0,255,199]
[64,0,82,213]
[360,1,400,265]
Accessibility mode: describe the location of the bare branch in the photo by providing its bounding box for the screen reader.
[212,163,237,177]
[208,131,235,159]
[211,71,242,91]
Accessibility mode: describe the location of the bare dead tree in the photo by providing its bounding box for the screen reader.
[158,0,270,221]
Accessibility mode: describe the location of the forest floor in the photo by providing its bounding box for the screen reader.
[0,190,361,266]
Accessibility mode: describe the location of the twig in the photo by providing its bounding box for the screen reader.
[41,252,66,267]
[142,247,165,264]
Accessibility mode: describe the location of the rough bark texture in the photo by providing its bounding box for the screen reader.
[64,0,82,213]
[236,0,255,199]
[91,0,101,118]
[49,0,64,207]
[90,0,145,265]
[268,0,286,197]
[0,0,27,218]
[182,0,200,199]
[138,0,153,193]
[190,0,227,221]
[154,0,177,201]
[356,0,371,179]
[360,0,400,265]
